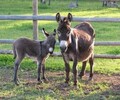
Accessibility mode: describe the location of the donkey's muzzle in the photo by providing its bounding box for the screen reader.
[59,40,68,53]
[49,47,53,54]
[49,51,53,54]
[60,47,67,53]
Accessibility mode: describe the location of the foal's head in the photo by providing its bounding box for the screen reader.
[56,13,73,53]
[42,28,56,54]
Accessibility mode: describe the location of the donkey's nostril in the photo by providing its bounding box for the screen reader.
[60,46,66,53]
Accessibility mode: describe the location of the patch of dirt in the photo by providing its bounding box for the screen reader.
[0,68,120,97]
[93,73,120,91]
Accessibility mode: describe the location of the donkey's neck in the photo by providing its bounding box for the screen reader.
[40,40,47,49]
[67,33,78,53]
[39,41,49,57]
[69,28,78,52]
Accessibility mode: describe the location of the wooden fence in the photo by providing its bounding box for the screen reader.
[0,15,120,22]
[0,0,120,59]
[0,39,120,59]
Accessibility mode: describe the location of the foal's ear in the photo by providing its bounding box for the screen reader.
[53,29,57,36]
[67,13,73,22]
[56,13,61,22]
[42,28,49,37]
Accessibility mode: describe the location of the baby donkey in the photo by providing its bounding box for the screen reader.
[13,28,56,85]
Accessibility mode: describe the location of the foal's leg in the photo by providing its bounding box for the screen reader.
[37,60,42,83]
[14,56,24,85]
[78,61,87,79]
[42,64,48,82]
[88,55,94,81]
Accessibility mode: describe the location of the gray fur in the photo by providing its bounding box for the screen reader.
[13,29,56,85]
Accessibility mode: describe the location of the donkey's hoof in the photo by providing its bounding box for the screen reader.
[14,81,19,85]
[37,80,43,84]
[65,80,69,84]
[88,77,93,81]
[73,85,78,90]
[63,82,69,87]
[78,74,84,79]
[43,78,49,83]
[14,79,20,85]
[85,77,93,84]
[79,76,83,80]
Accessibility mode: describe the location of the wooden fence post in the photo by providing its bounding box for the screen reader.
[33,0,38,40]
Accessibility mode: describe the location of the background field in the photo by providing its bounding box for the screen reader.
[0,0,120,100]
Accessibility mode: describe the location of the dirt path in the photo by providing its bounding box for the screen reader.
[0,67,120,100]
[0,68,119,92]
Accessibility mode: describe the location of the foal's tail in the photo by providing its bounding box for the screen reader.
[13,45,16,59]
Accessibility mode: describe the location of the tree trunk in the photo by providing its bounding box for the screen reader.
[48,0,51,5]
[40,0,46,4]
[76,0,78,6]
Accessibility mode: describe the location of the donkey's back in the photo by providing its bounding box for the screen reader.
[75,22,95,38]
[74,22,95,55]
[13,38,40,59]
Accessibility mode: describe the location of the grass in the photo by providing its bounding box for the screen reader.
[0,0,120,99]
[0,68,120,100]
[0,54,120,74]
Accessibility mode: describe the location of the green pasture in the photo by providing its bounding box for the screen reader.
[0,0,120,100]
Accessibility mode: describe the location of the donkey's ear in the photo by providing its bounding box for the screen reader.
[53,29,56,36]
[56,13,61,22]
[67,13,73,22]
[42,28,49,37]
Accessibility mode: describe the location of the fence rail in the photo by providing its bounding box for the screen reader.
[52,52,120,59]
[0,15,120,59]
[1,39,120,46]
[0,15,120,22]
[0,50,120,59]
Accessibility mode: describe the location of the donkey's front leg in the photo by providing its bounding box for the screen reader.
[72,57,78,86]
[42,64,48,82]
[37,61,42,83]
[65,62,70,84]
[62,54,70,84]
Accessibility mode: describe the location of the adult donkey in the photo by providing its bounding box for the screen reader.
[56,13,95,86]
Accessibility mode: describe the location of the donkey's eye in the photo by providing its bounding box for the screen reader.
[57,31,61,36]
[58,31,60,34]
[67,31,70,35]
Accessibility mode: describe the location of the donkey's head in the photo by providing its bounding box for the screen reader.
[42,28,56,54]
[56,13,73,53]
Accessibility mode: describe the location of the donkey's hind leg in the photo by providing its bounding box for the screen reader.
[88,54,94,81]
[13,56,24,85]
[37,60,43,83]
[79,61,87,79]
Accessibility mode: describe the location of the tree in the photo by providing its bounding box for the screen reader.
[40,0,46,4]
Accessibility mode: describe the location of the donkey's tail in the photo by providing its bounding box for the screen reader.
[13,45,16,59]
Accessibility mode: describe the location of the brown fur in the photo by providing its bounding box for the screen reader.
[56,13,95,86]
